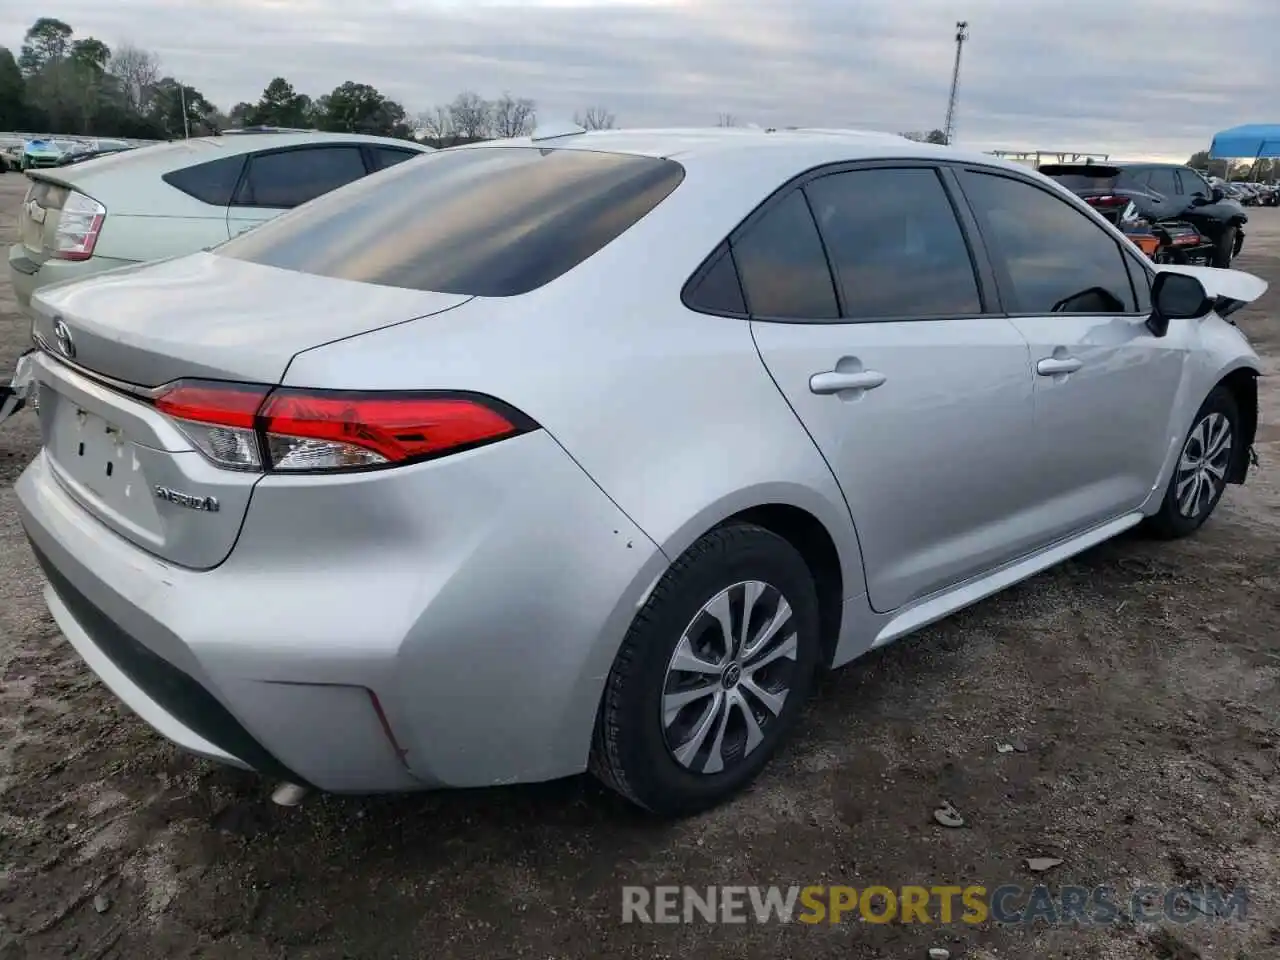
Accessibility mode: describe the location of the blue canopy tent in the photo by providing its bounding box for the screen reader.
[1209,124,1280,161]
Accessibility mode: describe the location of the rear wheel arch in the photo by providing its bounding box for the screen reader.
[726,504,845,666]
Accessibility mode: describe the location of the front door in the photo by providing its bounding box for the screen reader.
[955,169,1189,540]
[740,166,1038,613]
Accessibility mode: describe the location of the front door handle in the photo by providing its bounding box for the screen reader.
[1036,356,1083,376]
[809,370,887,395]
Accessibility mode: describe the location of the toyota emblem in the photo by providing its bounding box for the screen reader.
[52,318,76,359]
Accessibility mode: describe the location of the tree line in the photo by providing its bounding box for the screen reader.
[1186,151,1277,182]
[0,17,618,145]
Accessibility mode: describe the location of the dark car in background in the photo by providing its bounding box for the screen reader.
[1039,161,1247,267]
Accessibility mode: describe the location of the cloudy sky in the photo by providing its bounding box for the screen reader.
[3,0,1273,160]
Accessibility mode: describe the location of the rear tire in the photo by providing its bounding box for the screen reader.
[590,523,821,817]
[1144,387,1238,540]
[1211,225,1238,268]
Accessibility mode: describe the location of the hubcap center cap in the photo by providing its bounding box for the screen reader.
[721,662,742,689]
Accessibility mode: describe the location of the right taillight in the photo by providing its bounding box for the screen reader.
[153,380,535,474]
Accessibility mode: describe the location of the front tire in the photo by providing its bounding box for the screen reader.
[590,523,821,816]
[1145,387,1238,539]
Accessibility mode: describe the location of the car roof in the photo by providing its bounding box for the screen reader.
[30,131,433,190]
[453,126,1036,178]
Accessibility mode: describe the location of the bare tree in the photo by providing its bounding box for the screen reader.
[447,91,493,141]
[491,92,536,138]
[416,105,453,142]
[716,113,740,127]
[574,105,615,130]
[108,42,161,114]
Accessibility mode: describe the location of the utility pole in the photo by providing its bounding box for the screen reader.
[180,84,190,139]
[943,20,968,146]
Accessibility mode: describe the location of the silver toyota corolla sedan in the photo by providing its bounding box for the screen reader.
[12,127,1266,816]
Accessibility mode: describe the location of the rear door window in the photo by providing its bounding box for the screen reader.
[730,190,839,320]
[233,146,369,209]
[162,155,247,206]
[218,146,685,296]
[804,167,981,319]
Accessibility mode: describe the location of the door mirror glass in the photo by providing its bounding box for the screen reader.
[1211,186,1225,202]
[1152,271,1212,321]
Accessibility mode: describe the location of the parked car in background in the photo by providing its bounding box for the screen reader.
[0,137,26,172]
[10,128,1264,815]
[54,147,132,167]
[8,131,433,314]
[20,138,67,170]
[1040,161,1246,266]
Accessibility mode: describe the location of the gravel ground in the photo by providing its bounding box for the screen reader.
[1,171,1279,960]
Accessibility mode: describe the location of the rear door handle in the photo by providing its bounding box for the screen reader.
[809,370,887,395]
[1036,357,1083,376]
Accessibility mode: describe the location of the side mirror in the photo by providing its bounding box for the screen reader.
[1211,186,1226,202]
[1148,271,1212,337]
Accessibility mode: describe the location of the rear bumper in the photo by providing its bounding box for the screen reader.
[7,245,137,314]
[16,428,666,793]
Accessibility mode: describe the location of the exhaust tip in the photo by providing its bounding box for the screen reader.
[271,782,309,807]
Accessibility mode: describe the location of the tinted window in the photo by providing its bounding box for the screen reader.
[685,244,746,314]
[1146,168,1178,198]
[731,190,838,319]
[234,146,368,208]
[1038,165,1122,191]
[805,168,980,319]
[961,171,1136,314]
[1177,168,1210,198]
[219,146,685,297]
[372,146,419,171]
[162,155,246,206]
[1124,250,1152,314]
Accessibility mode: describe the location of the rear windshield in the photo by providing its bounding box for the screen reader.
[1038,165,1123,190]
[216,146,686,297]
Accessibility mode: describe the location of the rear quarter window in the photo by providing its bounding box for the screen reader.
[162,155,247,206]
[372,146,421,171]
[217,146,686,297]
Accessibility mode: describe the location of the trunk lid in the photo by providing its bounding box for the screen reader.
[30,252,473,387]
[28,253,472,569]
[17,176,72,267]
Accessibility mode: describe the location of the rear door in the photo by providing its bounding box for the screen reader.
[745,164,1037,613]
[955,168,1186,540]
[226,144,370,237]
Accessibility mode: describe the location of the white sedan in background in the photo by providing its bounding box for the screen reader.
[8,131,433,314]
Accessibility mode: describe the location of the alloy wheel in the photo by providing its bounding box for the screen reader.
[1175,412,1233,519]
[661,580,798,775]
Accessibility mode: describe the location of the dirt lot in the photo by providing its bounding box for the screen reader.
[1,171,1278,960]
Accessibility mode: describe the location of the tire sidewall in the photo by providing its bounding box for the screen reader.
[1212,225,1238,267]
[1157,387,1239,536]
[606,526,821,813]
